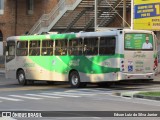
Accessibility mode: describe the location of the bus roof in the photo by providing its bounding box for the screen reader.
[6,29,153,41]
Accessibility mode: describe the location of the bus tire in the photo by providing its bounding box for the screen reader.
[69,71,84,88]
[17,70,27,86]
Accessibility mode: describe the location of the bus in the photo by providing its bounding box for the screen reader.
[5,29,158,88]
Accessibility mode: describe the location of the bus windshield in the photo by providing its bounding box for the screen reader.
[124,33,153,50]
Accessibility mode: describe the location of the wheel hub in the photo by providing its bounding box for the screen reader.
[72,75,78,85]
[19,74,24,82]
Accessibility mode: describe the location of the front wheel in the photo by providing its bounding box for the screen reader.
[69,71,86,88]
[17,70,27,86]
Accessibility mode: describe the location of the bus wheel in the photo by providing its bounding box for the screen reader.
[17,70,27,86]
[69,71,82,88]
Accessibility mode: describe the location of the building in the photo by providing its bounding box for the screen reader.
[0,0,58,66]
[0,0,131,47]
[0,0,159,66]
[0,0,58,43]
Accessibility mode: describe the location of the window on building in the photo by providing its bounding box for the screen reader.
[27,0,34,15]
[0,0,4,15]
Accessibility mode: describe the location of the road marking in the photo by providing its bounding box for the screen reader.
[0,85,66,92]
[54,92,95,96]
[9,95,43,100]
[73,88,110,92]
[0,96,23,101]
[65,90,112,95]
[41,93,80,97]
[26,94,61,98]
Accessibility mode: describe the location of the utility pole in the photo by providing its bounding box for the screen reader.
[131,0,134,30]
[94,0,97,31]
[123,0,126,28]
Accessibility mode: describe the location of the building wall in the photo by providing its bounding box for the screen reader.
[0,0,58,43]
[0,0,133,42]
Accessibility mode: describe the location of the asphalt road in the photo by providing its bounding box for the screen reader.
[0,74,160,120]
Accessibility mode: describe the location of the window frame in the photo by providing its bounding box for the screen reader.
[27,0,34,15]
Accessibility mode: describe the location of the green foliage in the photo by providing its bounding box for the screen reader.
[138,91,160,97]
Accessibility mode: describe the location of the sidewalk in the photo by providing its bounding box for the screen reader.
[118,91,160,101]
[117,73,160,101]
[0,68,5,74]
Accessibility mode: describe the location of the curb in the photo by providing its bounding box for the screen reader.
[114,92,160,101]
[133,94,160,101]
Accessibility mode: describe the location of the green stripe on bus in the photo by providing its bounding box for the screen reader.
[89,54,124,63]
[20,35,49,40]
[19,33,76,41]
[50,34,76,40]
[28,56,120,74]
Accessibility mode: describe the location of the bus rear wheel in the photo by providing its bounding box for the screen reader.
[17,70,27,86]
[69,71,86,88]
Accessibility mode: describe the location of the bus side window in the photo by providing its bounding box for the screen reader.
[7,41,15,56]
[29,40,40,56]
[6,41,16,63]
[69,38,83,56]
[55,39,67,56]
[83,37,98,55]
[41,40,53,56]
[99,37,115,55]
[17,41,28,56]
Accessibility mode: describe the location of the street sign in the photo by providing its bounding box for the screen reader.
[133,0,160,30]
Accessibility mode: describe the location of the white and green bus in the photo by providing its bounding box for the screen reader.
[5,29,158,88]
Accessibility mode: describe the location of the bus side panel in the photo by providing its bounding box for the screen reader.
[124,51,154,73]
[79,72,119,82]
[5,69,17,79]
[5,59,17,79]
[23,57,68,81]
